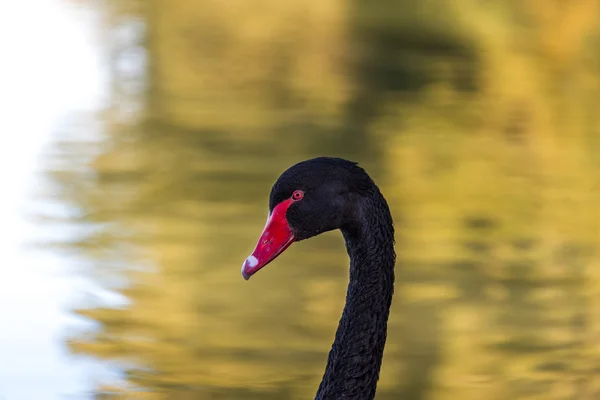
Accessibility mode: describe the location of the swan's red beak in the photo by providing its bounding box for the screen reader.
[242,199,295,280]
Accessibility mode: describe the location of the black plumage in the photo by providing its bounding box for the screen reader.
[253,157,396,400]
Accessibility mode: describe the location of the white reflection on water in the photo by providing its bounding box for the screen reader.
[0,0,108,398]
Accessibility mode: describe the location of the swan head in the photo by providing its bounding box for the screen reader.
[241,157,374,280]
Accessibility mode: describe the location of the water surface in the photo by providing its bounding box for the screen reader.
[35,1,600,399]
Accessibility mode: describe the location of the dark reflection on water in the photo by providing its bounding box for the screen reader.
[41,0,600,399]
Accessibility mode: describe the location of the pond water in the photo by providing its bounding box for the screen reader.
[2,1,600,399]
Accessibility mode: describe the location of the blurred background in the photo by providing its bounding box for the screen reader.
[1,0,600,399]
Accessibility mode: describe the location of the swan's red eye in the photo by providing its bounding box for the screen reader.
[292,190,304,201]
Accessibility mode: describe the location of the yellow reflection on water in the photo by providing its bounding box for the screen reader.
[45,0,600,398]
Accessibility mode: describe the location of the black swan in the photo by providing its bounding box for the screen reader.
[241,157,395,400]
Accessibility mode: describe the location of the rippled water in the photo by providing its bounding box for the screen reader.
[19,0,600,399]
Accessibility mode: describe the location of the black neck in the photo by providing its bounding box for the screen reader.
[315,191,396,400]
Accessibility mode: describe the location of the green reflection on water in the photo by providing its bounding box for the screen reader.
[44,0,600,399]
